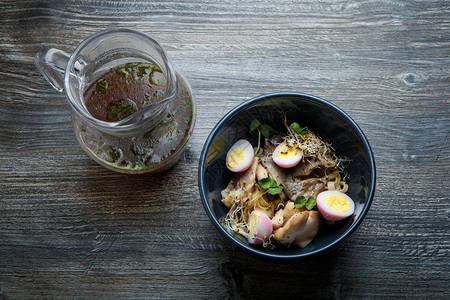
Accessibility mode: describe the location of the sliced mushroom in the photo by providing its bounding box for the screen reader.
[283,178,326,200]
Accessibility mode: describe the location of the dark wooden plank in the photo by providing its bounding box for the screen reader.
[1,0,449,298]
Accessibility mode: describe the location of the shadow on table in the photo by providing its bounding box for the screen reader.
[219,243,350,299]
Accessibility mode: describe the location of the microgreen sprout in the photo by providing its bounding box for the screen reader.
[289,122,308,136]
[258,177,283,195]
[294,195,316,210]
[250,119,274,155]
[282,115,350,174]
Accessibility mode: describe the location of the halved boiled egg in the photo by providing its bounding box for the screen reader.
[272,141,303,168]
[316,190,355,221]
[226,139,254,172]
[247,210,273,244]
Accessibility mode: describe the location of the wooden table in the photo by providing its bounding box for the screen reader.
[1,1,449,298]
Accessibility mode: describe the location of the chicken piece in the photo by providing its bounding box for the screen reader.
[273,209,320,248]
[271,202,304,231]
[272,209,284,230]
[282,201,298,221]
[221,157,259,208]
[256,163,268,181]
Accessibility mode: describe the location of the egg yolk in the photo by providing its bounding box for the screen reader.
[277,145,298,159]
[248,214,257,233]
[226,148,246,169]
[323,194,350,213]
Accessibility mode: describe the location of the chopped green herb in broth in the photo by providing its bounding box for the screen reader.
[81,63,193,172]
[95,80,108,92]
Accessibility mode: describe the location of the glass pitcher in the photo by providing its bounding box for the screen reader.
[35,28,195,175]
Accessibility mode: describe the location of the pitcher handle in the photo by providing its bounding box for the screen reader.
[34,47,70,92]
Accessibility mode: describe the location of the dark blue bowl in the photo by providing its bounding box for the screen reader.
[198,92,376,259]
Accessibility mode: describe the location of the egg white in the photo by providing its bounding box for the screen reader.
[316,190,355,221]
[272,142,303,168]
[226,139,254,172]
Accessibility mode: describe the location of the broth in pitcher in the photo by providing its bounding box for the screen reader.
[75,62,194,174]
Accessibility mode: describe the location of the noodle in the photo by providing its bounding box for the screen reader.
[326,171,348,192]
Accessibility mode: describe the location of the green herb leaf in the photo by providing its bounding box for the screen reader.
[114,67,129,79]
[154,90,165,99]
[259,177,283,195]
[294,196,306,209]
[260,124,274,139]
[305,196,316,210]
[138,65,151,75]
[148,66,162,85]
[130,144,146,156]
[290,122,308,135]
[142,93,152,106]
[268,186,283,195]
[106,147,121,163]
[258,177,277,189]
[106,98,138,121]
[153,65,161,73]
[95,80,108,93]
[152,77,160,86]
[250,119,261,132]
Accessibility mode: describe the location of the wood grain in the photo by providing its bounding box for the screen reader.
[1,0,449,298]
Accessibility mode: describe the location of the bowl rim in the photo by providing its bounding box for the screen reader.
[198,92,376,259]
